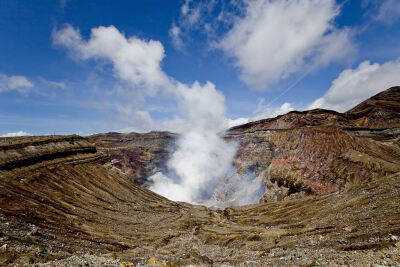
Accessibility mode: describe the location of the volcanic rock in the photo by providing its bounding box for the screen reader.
[88,131,176,184]
[226,86,400,202]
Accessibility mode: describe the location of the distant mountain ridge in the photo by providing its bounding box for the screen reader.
[228,86,400,134]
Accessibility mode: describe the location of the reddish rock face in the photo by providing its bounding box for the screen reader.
[228,126,400,201]
[88,131,177,184]
[226,87,400,202]
[88,87,400,203]
[229,109,354,134]
[345,86,400,128]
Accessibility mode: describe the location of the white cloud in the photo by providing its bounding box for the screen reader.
[181,0,191,15]
[119,81,230,133]
[309,59,400,112]
[1,131,30,137]
[39,78,66,89]
[226,102,295,129]
[8,76,33,89]
[363,0,400,24]
[169,23,184,50]
[217,0,354,90]
[175,81,228,131]
[169,0,218,50]
[0,74,34,94]
[227,117,249,128]
[53,25,172,96]
[251,102,294,121]
[53,24,233,133]
[376,0,400,24]
[180,0,203,26]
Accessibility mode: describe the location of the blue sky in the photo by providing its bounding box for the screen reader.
[1,0,400,136]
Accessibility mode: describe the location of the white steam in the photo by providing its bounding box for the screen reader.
[204,172,265,208]
[149,81,237,203]
[148,130,237,203]
[149,82,264,207]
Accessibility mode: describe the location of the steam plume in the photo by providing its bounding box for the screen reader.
[149,82,265,207]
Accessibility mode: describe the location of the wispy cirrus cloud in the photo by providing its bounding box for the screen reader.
[39,77,66,89]
[168,0,218,50]
[363,0,400,25]
[0,73,34,94]
[169,23,184,51]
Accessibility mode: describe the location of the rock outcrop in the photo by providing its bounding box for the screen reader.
[226,87,400,202]
[88,131,177,184]
[0,135,99,170]
[227,126,400,202]
[345,86,400,128]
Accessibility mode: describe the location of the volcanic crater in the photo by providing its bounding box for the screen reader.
[1,87,400,266]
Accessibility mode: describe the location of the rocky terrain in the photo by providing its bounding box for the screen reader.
[0,87,399,266]
[88,131,177,185]
[226,87,400,202]
[91,87,400,203]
